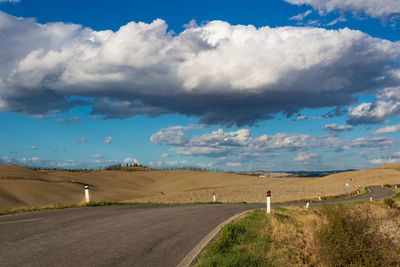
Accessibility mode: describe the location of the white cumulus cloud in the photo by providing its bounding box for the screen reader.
[289,10,313,21]
[226,162,242,167]
[371,157,400,165]
[103,136,112,144]
[0,12,399,126]
[294,152,319,162]
[151,127,313,157]
[347,101,400,125]
[342,137,395,150]
[293,114,307,121]
[284,0,400,20]
[371,123,400,135]
[323,123,353,132]
[90,154,104,159]
[123,157,139,165]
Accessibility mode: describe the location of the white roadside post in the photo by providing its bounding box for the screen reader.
[266,190,271,214]
[318,196,321,201]
[306,201,310,209]
[370,196,373,202]
[212,192,216,202]
[85,185,90,203]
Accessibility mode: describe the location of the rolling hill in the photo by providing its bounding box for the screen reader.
[0,164,399,210]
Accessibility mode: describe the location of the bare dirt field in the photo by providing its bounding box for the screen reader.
[1,164,399,210]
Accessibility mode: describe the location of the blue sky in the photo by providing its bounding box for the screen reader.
[0,0,400,171]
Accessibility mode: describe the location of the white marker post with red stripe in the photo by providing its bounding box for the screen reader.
[85,185,90,203]
[266,190,271,214]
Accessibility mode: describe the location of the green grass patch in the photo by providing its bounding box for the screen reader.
[196,209,272,267]
[273,207,288,212]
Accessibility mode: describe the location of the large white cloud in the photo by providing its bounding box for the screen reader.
[0,12,400,126]
[347,100,400,125]
[284,0,400,20]
[347,85,400,125]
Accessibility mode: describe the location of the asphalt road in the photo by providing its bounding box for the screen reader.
[0,186,396,267]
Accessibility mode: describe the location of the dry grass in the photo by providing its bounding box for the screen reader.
[197,200,400,266]
[316,203,400,266]
[264,207,322,266]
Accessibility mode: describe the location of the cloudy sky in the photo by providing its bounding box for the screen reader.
[1,0,400,171]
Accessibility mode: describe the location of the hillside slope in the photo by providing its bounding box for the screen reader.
[0,164,399,209]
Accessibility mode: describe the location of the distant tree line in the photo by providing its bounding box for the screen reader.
[105,163,122,170]
[31,167,95,172]
[30,164,233,173]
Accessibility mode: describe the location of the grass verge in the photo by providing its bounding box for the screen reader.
[318,187,369,201]
[196,209,272,267]
[278,187,370,205]
[196,200,400,266]
[0,203,80,216]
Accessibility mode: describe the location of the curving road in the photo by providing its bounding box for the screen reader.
[0,186,396,267]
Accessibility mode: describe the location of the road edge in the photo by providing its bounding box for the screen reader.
[176,208,257,267]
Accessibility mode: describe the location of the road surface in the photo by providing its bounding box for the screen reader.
[0,186,396,267]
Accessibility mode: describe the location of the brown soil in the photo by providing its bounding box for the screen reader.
[1,164,399,210]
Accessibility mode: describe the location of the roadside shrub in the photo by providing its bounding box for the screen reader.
[384,198,397,209]
[85,201,116,206]
[317,205,400,266]
[383,184,392,188]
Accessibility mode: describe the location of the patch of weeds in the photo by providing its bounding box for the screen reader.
[85,201,121,207]
[273,212,296,225]
[273,207,288,212]
[317,205,400,266]
[384,198,397,209]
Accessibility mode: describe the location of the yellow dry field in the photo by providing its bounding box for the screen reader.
[1,164,400,209]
